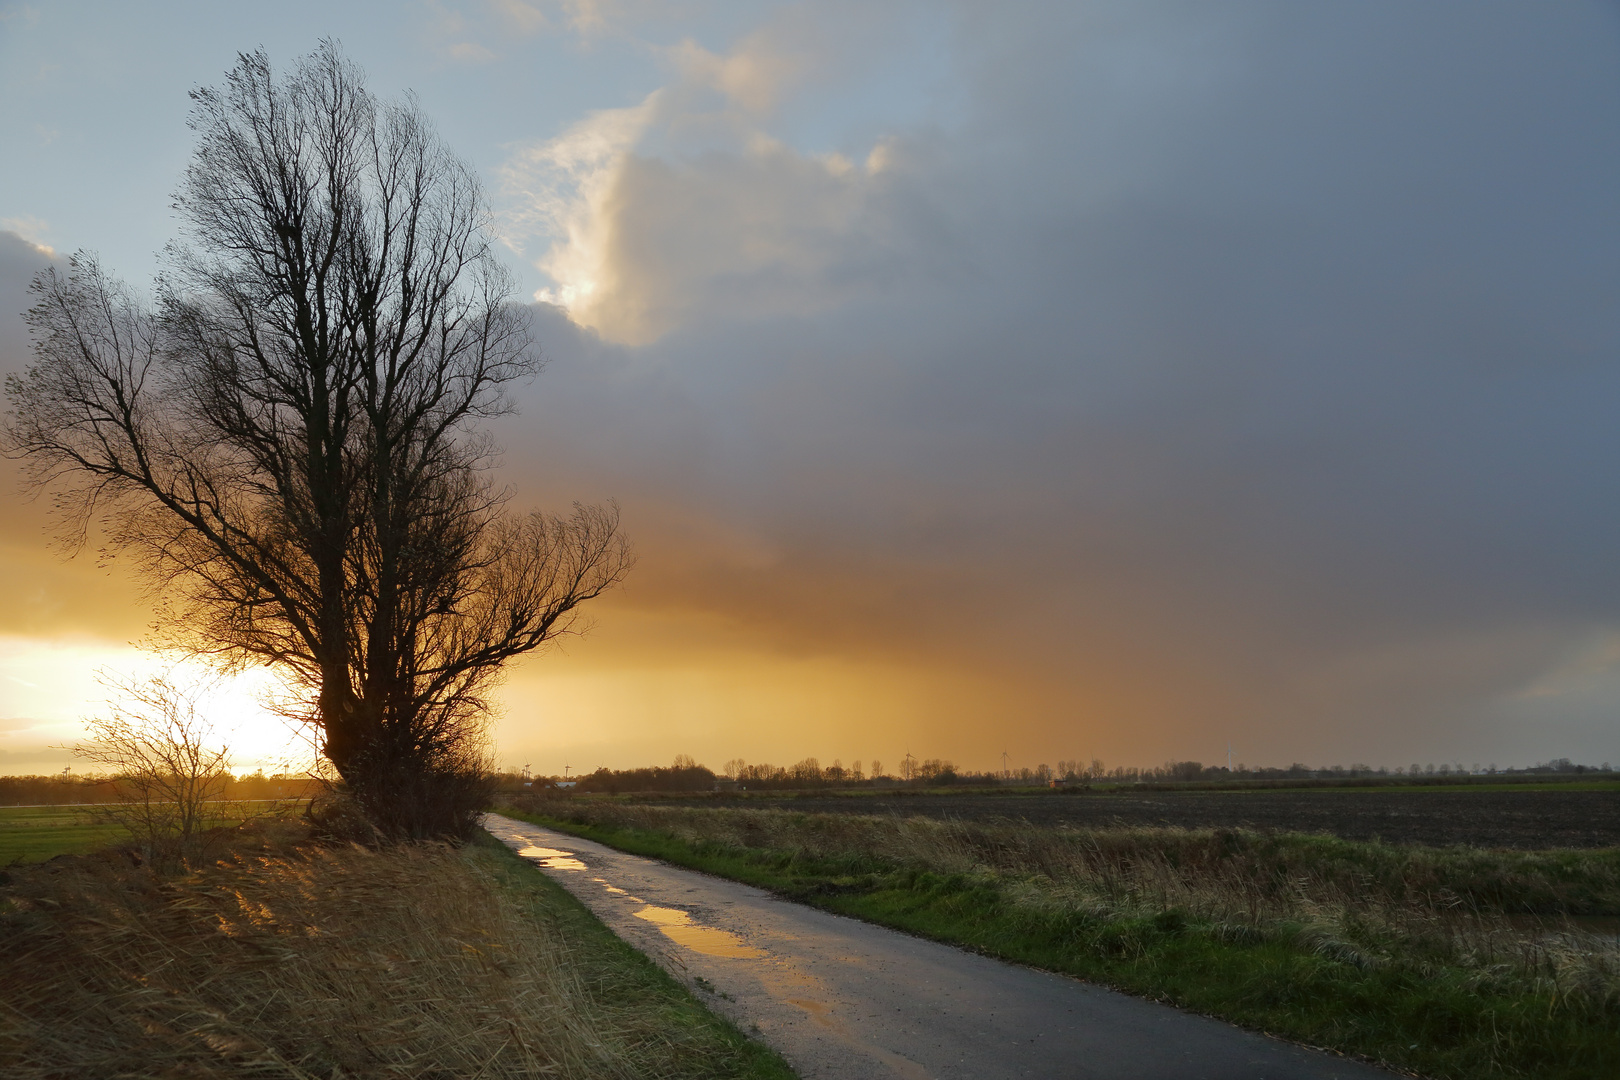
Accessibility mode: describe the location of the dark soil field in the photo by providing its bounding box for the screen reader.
[721,787,1620,848]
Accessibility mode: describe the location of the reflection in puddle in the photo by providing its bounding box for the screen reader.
[517,845,587,871]
[787,998,840,1030]
[633,905,766,959]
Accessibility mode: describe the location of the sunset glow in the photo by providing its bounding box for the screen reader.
[3,2,1618,777]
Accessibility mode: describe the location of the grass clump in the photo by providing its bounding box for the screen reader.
[512,800,1620,1080]
[0,820,793,1080]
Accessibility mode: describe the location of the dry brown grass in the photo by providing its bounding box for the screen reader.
[0,826,739,1079]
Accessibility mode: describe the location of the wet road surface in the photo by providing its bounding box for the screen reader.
[483,813,1395,1080]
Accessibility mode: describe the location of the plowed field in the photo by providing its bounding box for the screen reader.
[734,787,1620,848]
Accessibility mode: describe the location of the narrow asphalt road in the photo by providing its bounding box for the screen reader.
[483,814,1396,1080]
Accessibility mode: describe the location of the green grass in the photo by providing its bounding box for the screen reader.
[0,802,301,865]
[508,807,1620,1080]
[471,831,796,1080]
[0,806,130,865]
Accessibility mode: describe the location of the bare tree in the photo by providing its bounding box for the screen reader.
[71,675,233,868]
[6,43,631,839]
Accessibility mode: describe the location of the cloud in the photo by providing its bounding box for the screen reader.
[491,0,550,34]
[497,1,941,343]
[0,4,39,27]
[667,26,812,115]
[554,0,618,36]
[420,0,536,63]
[421,0,661,56]
[484,1,1620,768]
[4,5,1618,772]
[448,41,497,63]
[0,217,53,252]
[573,138,898,342]
[498,27,922,342]
[498,91,664,334]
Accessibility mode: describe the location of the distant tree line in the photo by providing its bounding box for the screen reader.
[15,754,1611,805]
[493,753,1616,796]
[1051,757,1616,784]
[0,771,323,807]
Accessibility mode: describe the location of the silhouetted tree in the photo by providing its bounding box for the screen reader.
[5,44,630,839]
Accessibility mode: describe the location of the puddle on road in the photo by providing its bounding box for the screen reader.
[517,845,587,871]
[633,904,766,959]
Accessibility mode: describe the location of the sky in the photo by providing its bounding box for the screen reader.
[2,1,1619,777]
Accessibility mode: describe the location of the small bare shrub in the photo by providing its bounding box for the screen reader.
[68,674,234,869]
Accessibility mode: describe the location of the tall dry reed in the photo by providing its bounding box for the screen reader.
[0,834,720,1078]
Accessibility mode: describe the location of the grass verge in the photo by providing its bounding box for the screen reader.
[0,820,795,1079]
[507,802,1620,1080]
[473,831,795,1080]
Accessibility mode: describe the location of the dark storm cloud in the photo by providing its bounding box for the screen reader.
[0,226,57,544]
[493,1,1620,763]
[0,228,51,376]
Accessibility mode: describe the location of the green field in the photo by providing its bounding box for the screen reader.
[0,803,292,865]
[0,806,131,865]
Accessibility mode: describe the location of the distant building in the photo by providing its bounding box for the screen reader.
[554,780,577,789]
[713,779,739,792]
